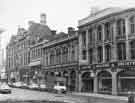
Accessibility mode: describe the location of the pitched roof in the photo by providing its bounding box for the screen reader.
[28,22,53,40]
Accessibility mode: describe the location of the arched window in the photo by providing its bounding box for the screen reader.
[130,41,135,59]
[97,46,103,63]
[130,16,135,33]
[117,43,126,60]
[117,19,125,36]
[97,25,102,41]
[105,45,111,62]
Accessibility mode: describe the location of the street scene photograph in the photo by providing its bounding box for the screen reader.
[1,0,135,103]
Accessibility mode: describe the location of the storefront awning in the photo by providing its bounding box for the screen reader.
[28,61,41,66]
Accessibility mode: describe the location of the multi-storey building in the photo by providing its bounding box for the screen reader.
[78,7,135,95]
[6,14,79,91]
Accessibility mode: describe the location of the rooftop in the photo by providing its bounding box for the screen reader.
[78,7,125,26]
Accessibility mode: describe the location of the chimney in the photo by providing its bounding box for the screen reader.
[28,20,34,27]
[51,30,56,35]
[40,13,46,25]
[68,27,75,34]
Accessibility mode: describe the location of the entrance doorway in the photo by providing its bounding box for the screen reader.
[82,72,94,92]
[98,71,112,94]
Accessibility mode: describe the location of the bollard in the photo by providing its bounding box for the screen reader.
[128,91,134,103]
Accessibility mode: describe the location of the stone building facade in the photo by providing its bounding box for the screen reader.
[78,8,135,95]
[6,7,135,95]
[6,14,79,91]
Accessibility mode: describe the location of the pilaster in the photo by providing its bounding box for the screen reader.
[112,20,117,61]
[102,23,105,62]
[112,72,118,95]
[125,17,130,60]
[94,74,98,93]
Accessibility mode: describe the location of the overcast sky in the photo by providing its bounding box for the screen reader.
[0,0,135,51]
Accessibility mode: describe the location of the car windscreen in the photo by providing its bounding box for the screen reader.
[59,82,64,86]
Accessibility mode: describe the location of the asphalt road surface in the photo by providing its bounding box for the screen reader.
[0,88,128,103]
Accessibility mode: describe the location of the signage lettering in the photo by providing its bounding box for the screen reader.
[118,61,135,66]
[96,63,110,68]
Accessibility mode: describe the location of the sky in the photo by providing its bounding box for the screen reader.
[0,0,135,52]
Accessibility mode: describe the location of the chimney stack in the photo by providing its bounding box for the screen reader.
[51,30,56,35]
[40,13,46,25]
[68,27,75,34]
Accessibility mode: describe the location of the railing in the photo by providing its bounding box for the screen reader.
[116,35,126,40]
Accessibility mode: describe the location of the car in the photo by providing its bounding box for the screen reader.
[0,82,11,94]
[28,83,39,89]
[54,82,67,93]
[39,84,46,89]
[13,82,22,87]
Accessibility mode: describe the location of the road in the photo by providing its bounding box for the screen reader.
[0,88,128,103]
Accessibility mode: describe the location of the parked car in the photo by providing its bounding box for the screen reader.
[13,82,22,87]
[28,83,39,89]
[39,84,46,89]
[0,82,11,94]
[54,82,67,93]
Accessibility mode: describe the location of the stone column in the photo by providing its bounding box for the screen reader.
[125,17,130,60]
[112,72,118,95]
[79,32,82,61]
[78,71,82,92]
[48,50,50,65]
[86,29,89,63]
[102,23,105,62]
[68,44,71,62]
[112,20,117,61]
[94,74,98,93]
[93,27,97,64]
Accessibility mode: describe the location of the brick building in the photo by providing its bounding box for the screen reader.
[6,14,79,91]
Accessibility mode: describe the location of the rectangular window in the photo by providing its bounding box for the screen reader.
[97,47,103,63]
[117,43,126,60]
[82,31,86,46]
[82,50,87,60]
[89,49,93,64]
[88,29,93,44]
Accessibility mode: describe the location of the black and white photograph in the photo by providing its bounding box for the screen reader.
[0,0,135,103]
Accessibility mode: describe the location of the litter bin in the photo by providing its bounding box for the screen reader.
[128,91,134,103]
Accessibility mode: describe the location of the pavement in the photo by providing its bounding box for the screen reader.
[0,88,129,103]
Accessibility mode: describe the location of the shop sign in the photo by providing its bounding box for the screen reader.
[118,61,135,67]
[95,63,110,68]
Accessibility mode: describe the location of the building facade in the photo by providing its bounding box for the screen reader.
[6,7,135,95]
[78,8,135,95]
[6,14,79,91]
